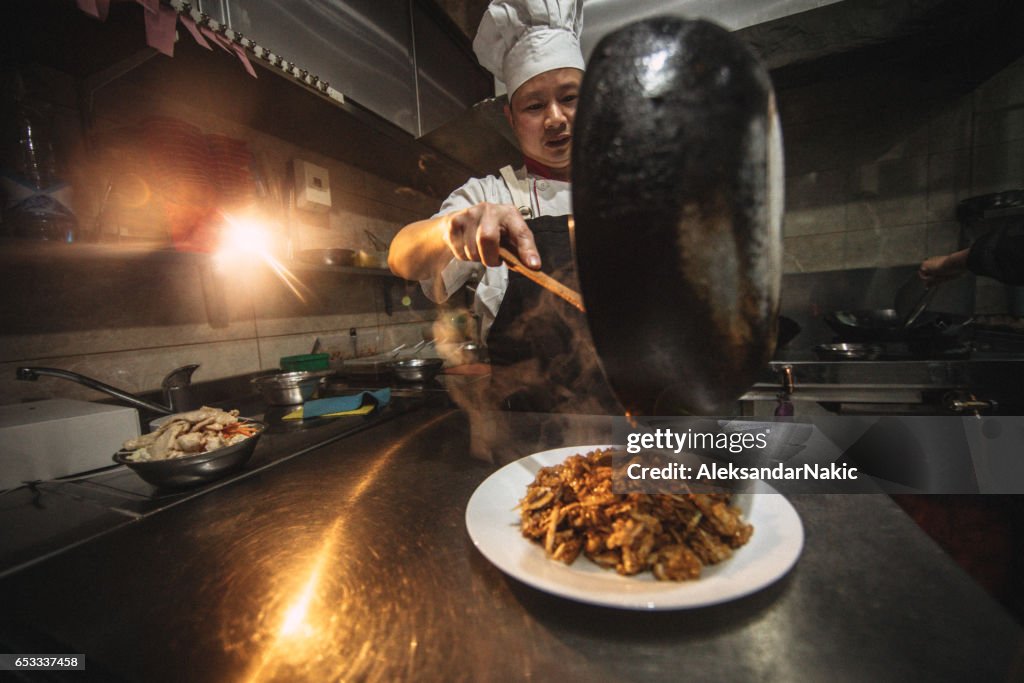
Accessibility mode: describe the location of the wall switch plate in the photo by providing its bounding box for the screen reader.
[293,159,332,212]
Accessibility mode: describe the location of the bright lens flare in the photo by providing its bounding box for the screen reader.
[214,214,274,265]
[241,520,342,683]
[214,212,311,303]
[239,416,449,682]
[277,543,330,639]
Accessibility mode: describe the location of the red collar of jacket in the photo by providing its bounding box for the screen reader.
[523,157,568,181]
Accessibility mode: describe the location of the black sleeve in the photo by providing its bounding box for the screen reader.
[966,221,1024,285]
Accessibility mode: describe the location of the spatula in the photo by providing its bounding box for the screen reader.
[895,273,938,328]
[499,247,585,313]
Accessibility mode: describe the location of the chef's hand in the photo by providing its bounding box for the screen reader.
[445,202,540,269]
[918,248,970,286]
[388,203,541,282]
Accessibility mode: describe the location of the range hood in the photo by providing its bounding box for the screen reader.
[584,0,1022,71]
[422,1,849,174]
[734,0,1024,72]
[580,0,843,61]
[420,0,1024,176]
[418,95,522,177]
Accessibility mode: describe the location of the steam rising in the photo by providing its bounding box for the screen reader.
[440,261,622,464]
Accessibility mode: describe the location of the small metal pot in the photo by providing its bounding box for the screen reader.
[251,371,322,405]
[390,358,444,383]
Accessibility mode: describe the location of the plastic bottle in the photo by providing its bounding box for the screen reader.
[0,72,77,242]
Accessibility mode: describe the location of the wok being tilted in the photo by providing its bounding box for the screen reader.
[572,17,784,415]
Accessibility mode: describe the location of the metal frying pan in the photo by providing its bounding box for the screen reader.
[825,309,907,341]
[825,309,971,343]
[572,18,784,415]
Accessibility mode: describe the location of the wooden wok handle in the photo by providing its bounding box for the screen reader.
[498,247,585,312]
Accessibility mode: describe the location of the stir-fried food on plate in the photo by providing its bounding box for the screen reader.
[121,406,259,462]
[519,449,753,581]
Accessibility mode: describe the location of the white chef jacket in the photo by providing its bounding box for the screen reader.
[421,167,572,340]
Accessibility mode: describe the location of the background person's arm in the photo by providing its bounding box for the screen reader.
[919,248,970,286]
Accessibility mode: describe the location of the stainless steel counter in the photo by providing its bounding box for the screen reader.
[744,357,1024,411]
[0,406,1021,681]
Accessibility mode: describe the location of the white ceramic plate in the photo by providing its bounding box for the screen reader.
[465,445,804,610]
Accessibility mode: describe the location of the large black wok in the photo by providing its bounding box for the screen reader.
[572,18,783,415]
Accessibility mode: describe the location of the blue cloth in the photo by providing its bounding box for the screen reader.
[300,388,391,418]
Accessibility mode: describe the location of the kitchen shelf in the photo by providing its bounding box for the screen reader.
[285,260,401,279]
[0,238,409,281]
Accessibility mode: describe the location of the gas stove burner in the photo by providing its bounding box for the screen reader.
[972,318,1024,353]
[814,339,974,361]
[903,341,973,360]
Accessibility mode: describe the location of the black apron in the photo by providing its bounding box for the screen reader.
[484,215,620,414]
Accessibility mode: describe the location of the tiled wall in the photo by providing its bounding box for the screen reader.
[778,52,1024,313]
[0,62,457,406]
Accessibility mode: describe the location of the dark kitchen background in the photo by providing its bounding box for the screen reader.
[0,2,1022,678]
[1,0,1022,406]
[0,0,498,405]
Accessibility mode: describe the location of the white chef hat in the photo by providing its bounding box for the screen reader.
[473,0,584,98]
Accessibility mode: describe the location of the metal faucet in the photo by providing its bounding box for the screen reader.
[15,364,200,415]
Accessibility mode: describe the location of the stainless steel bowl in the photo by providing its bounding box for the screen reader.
[113,419,266,488]
[390,357,444,383]
[251,371,322,405]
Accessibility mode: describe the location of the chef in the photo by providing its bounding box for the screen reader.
[389,0,618,413]
[919,219,1024,287]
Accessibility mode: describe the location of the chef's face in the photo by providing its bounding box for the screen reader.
[505,68,583,180]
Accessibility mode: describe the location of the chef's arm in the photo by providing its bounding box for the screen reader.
[919,248,970,286]
[388,214,459,281]
[388,202,541,281]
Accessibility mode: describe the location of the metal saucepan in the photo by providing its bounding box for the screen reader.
[572,17,783,415]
